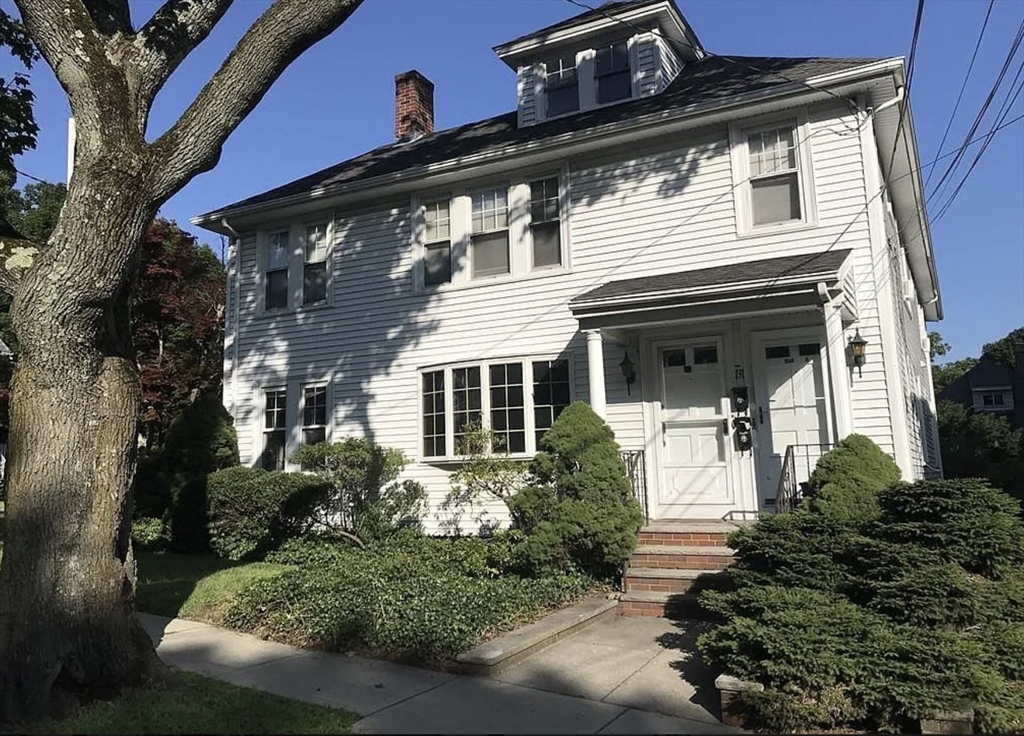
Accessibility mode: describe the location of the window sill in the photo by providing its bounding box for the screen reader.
[418,265,571,295]
[420,455,534,467]
[256,301,333,319]
[735,218,819,241]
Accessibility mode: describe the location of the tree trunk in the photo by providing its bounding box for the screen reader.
[0,166,165,722]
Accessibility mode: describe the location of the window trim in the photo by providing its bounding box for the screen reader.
[260,386,288,471]
[255,213,334,314]
[468,185,512,280]
[301,221,331,307]
[300,382,330,446]
[593,39,634,106]
[973,387,1014,412]
[728,110,818,238]
[528,175,565,271]
[543,53,580,119]
[417,355,575,462]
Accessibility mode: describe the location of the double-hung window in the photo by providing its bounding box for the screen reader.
[261,389,287,470]
[595,41,631,104]
[301,385,327,445]
[470,188,510,278]
[545,55,579,117]
[265,230,290,310]
[747,126,801,226]
[423,200,452,286]
[421,358,571,459]
[529,177,561,269]
[303,223,329,305]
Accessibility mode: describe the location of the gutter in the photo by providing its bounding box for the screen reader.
[191,58,905,232]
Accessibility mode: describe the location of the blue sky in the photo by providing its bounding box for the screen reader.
[7,0,1024,361]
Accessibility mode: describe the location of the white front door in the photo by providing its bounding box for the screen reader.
[655,340,735,518]
[753,337,830,506]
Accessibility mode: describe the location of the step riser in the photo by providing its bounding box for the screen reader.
[618,597,713,620]
[629,554,733,570]
[637,532,730,546]
[625,578,696,594]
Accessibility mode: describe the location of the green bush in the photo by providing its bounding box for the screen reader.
[803,434,901,523]
[290,438,425,542]
[509,402,643,579]
[939,400,1024,506]
[225,544,591,660]
[131,516,168,552]
[700,472,1024,733]
[206,467,331,561]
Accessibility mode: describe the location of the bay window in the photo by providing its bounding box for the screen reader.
[420,358,571,459]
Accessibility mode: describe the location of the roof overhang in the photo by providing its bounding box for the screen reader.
[492,0,703,69]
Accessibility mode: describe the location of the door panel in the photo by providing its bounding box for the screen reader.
[755,338,829,505]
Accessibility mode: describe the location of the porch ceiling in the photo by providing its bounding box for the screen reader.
[570,250,854,330]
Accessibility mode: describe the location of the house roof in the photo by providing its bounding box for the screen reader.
[570,249,853,306]
[496,0,666,50]
[196,55,879,220]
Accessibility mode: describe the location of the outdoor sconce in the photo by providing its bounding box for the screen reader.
[848,329,868,377]
[619,352,636,396]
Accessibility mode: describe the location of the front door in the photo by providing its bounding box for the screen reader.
[753,336,830,506]
[656,340,735,518]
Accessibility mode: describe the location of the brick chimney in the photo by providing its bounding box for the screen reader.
[395,70,434,141]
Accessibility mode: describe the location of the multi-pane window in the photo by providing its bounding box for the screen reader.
[545,55,579,117]
[422,370,446,457]
[302,385,327,446]
[423,200,452,286]
[974,389,1013,412]
[265,230,289,310]
[421,359,572,459]
[470,188,510,278]
[303,223,328,305]
[532,360,570,448]
[747,126,801,225]
[490,363,526,454]
[530,177,561,269]
[595,41,631,104]
[452,367,482,452]
[261,389,287,470]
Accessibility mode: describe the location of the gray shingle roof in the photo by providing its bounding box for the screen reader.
[199,55,880,219]
[570,249,853,305]
[495,0,665,51]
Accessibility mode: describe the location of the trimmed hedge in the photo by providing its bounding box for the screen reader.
[510,402,643,579]
[206,467,332,561]
[228,535,591,660]
[803,434,901,523]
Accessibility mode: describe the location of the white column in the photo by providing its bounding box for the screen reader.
[824,304,854,440]
[585,329,607,419]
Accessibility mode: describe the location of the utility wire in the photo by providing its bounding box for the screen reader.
[924,0,994,189]
[884,0,926,180]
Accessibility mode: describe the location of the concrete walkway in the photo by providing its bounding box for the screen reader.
[140,612,740,735]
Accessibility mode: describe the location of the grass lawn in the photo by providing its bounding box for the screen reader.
[21,671,357,734]
[135,552,291,624]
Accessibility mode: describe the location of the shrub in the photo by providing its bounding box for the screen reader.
[206,467,331,561]
[131,516,168,552]
[290,438,425,542]
[803,434,901,523]
[446,423,527,513]
[509,402,643,579]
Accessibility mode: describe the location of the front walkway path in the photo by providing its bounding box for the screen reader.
[140,613,740,735]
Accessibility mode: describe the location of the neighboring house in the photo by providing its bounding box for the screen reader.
[939,344,1024,430]
[193,0,943,532]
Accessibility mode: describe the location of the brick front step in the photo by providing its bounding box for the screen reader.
[618,591,706,619]
[623,567,730,595]
[629,545,735,570]
[636,531,731,547]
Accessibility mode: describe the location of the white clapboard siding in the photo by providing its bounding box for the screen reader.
[654,34,684,92]
[226,99,914,531]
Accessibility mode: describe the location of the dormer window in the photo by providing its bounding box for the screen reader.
[545,55,579,117]
[595,41,632,104]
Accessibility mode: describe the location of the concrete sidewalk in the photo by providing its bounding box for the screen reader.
[140,613,740,735]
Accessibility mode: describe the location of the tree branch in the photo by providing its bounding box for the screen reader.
[149,0,364,201]
[128,0,234,126]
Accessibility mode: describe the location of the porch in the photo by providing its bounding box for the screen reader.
[577,250,860,523]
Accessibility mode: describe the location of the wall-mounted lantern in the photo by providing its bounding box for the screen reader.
[848,329,868,377]
[619,352,636,395]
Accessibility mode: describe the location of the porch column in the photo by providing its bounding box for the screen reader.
[585,329,607,419]
[824,303,854,439]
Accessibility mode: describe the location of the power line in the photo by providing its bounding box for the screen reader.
[884,0,926,180]
[925,0,994,189]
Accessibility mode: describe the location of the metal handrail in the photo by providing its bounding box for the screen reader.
[774,443,834,514]
[620,450,649,523]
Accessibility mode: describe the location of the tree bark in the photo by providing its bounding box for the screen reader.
[0,160,164,722]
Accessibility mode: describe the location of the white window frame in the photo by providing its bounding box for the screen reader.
[729,110,818,238]
[468,185,512,280]
[411,167,571,293]
[256,213,334,314]
[593,38,634,106]
[417,355,575,462]
[261,228,291,313]
[528,174,566,271]
[260,386,288,471]
[301,221,331,307]
[542,53,581,119]
[300,382,330,446]
[421,198,452,288]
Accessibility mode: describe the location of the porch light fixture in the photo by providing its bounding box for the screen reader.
[619,352,636,395]
[848,329,868,377]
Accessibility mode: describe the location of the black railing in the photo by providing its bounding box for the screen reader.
[773,443,833,514]
[620,449,649,523]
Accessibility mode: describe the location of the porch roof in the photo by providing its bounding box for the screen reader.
[569,250,854,328]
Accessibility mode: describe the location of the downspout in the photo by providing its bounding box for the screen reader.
[871,85,905,117]
[221,218,242,423]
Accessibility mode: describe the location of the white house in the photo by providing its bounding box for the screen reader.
[193,0,942,534]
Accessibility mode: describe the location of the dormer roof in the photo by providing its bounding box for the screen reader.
[493,0,704,69]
